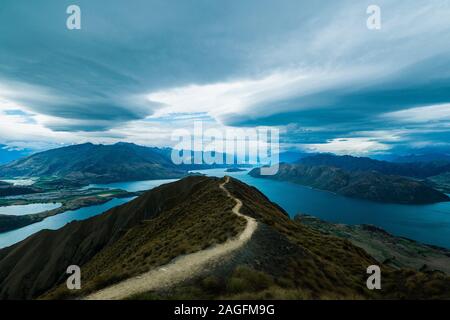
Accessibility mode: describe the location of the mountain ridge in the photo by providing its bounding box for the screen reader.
[249,163,449,204]
[84,176,257,300]
[299,154,450,178]
[0,142,186,184]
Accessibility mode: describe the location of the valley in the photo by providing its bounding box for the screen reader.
[0,185,139,233]
[0,143,194,234]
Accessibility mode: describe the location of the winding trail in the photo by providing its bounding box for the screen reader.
[85,176,257,300]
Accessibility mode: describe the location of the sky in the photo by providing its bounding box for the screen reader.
[0,0,450,157]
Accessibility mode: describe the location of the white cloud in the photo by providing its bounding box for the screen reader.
[382,103,450,123]
[302,137,391,155]
[147,65,382,123]
[148,71,308,119]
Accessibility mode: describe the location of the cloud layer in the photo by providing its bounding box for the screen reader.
[0,0,449,155]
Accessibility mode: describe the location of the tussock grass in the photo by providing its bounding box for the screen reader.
[43,177,246,299]
[45,176,450,300]
[134,177,450,300]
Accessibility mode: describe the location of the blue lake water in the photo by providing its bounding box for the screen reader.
[86,178,178,192]
[0,197,134,249]
[0,203,62,216]
[1,169,450,249]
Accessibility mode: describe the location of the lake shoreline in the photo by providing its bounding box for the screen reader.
[0,188,140,233]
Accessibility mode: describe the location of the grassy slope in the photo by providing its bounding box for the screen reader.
[0,176,231,299]
[132,178,450,300]
[41,177,246,299]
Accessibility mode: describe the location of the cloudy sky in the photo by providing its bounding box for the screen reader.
[0,0,449,156]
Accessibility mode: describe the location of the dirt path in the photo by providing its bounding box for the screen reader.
[85,176,257,300]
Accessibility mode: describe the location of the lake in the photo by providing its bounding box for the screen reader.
[86,178,178,192]
[1,169,450,249]
[0,203,62,216]
[0,197,134,249]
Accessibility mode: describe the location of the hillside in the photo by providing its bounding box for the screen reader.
[249,163,449,204]
[0,176,448,300]
[299,154,450,178]
[0,181,41,197]
[0,176,244,299]
[298,215,450,275]
[0,142,186,184]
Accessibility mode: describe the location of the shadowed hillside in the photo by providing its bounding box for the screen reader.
[0,181,41,197]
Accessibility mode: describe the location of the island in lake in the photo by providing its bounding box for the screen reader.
[225,167,247,173]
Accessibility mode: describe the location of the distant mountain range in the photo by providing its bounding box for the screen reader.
[0,142,187,184]
[277,151,312,163]
[249,163,449,204]
[0,143,250,184]
[0,176,448,300]
[299,154,450,178]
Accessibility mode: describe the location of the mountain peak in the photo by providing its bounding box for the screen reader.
[0,142,185,184]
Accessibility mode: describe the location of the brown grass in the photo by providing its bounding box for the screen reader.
[42,177,246,299]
